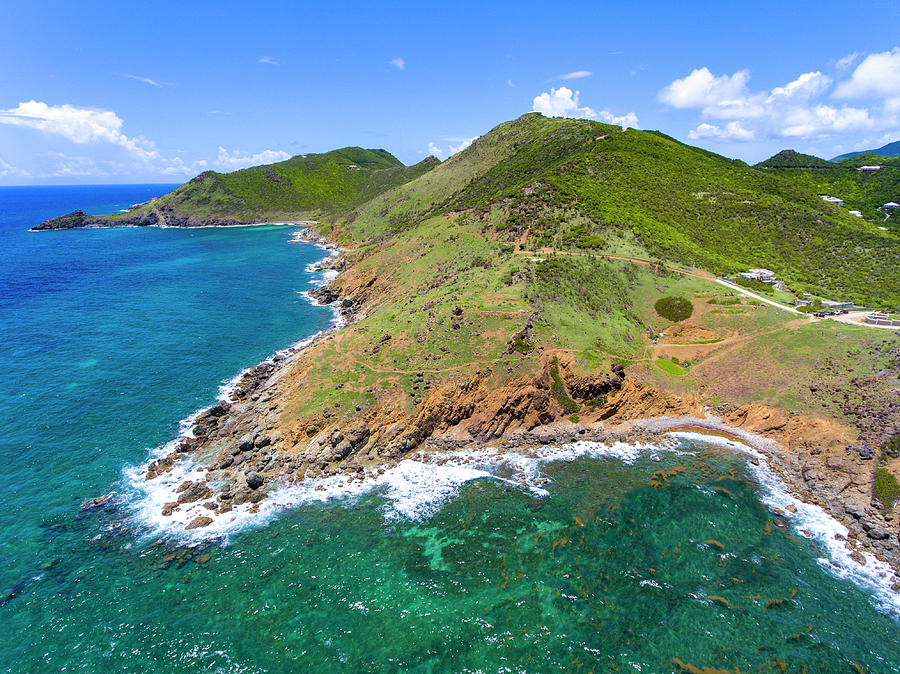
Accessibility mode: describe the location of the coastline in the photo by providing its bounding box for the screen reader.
[103,224,900,614]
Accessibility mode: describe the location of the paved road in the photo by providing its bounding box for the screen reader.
[712,279,802,315]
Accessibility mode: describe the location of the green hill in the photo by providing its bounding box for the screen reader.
[334,114,898,307]
[33,147,439,229]
[833,139,900,161]
[755,149,833,169]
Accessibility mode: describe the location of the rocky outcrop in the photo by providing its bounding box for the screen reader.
[31,207,255,231]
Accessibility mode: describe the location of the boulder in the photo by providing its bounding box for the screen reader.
[185,516,213,530]
[238,433,255,452]
[177,482,212,504]
[246,472,264,490]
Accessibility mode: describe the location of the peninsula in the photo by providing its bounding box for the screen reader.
[42,114,900,575]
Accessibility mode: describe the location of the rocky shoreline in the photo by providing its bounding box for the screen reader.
[114,226,900,592]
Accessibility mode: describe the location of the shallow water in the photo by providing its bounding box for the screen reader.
[1,186,898,672]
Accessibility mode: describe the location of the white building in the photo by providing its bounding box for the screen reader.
[858,165,882,172]
[884,202,899,209]
[739,268,776,283]
[848,210,863,217]
[821,195,844,206]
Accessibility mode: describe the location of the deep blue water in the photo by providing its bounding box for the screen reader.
[0,185,334,599]
[1,185,899,672]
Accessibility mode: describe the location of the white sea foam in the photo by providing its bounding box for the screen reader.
[121,235,344,537]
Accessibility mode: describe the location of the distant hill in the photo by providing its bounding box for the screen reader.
[755,149,832,169]
[833,140,900,161]
[33,147,439,229]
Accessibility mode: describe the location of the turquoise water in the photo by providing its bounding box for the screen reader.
[1,186,899,672]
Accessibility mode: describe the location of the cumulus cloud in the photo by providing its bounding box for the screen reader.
[0,100,158,160]
[532,87,638,128]
[688,121,754,141]
[833,47,900,100]
[126,74,162,88]
[388,57,405,70]
[596,110,640,128]
[213,147,290,171]
[559,70,592,80]
[659,58,900,142]
[0,100,292,181]
[258,56,278,65]
[769,71,831,101]
[426,142,443,158]
[532,87,597,119]
[658,67,751,110]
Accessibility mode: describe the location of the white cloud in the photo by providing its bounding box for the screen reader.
[835,52,860,73]
[388,57,405,70]
[426,142,443,158]
[258,56,278,65]
[213,147,290,171]
[596,110,639,129]
[532,87,596,119]
[659,60,900,142]
[447,137,476,154]
[658,67,751,110]
[126,74,162,88]
[688,121,754,141]
[559,70,592,80]
[0,100,158,160]
[833,48,900,99]
[768,71,831,101]
[507,79,515,88]
[532,87,638,128]
[780,104,873,137]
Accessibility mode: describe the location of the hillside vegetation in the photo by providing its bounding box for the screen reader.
[332,114,898,308]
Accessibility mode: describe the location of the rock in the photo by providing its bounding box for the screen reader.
[255,435,271,449]
[246,472,264,490]
[185,516,213,530]
[177,482,212,504]
[161,502,178,516]
[233,489,251,505]
[238,433,255,452]
[867,526,890,541]
[218,456,234,469]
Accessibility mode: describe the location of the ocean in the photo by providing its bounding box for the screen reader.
[0,185,898,672]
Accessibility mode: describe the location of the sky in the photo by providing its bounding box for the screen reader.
[1,0,898,184]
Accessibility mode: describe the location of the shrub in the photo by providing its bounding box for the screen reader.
[512,336,533,353]
[654,296,693,322]
[874,467,900,513]
[549,357,579,413]
[735,277,774,294]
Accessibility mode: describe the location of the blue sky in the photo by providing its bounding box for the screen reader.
[1,0,898,184]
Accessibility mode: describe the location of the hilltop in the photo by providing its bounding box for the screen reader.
[833,139,900,161]
[32,147,440,229]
